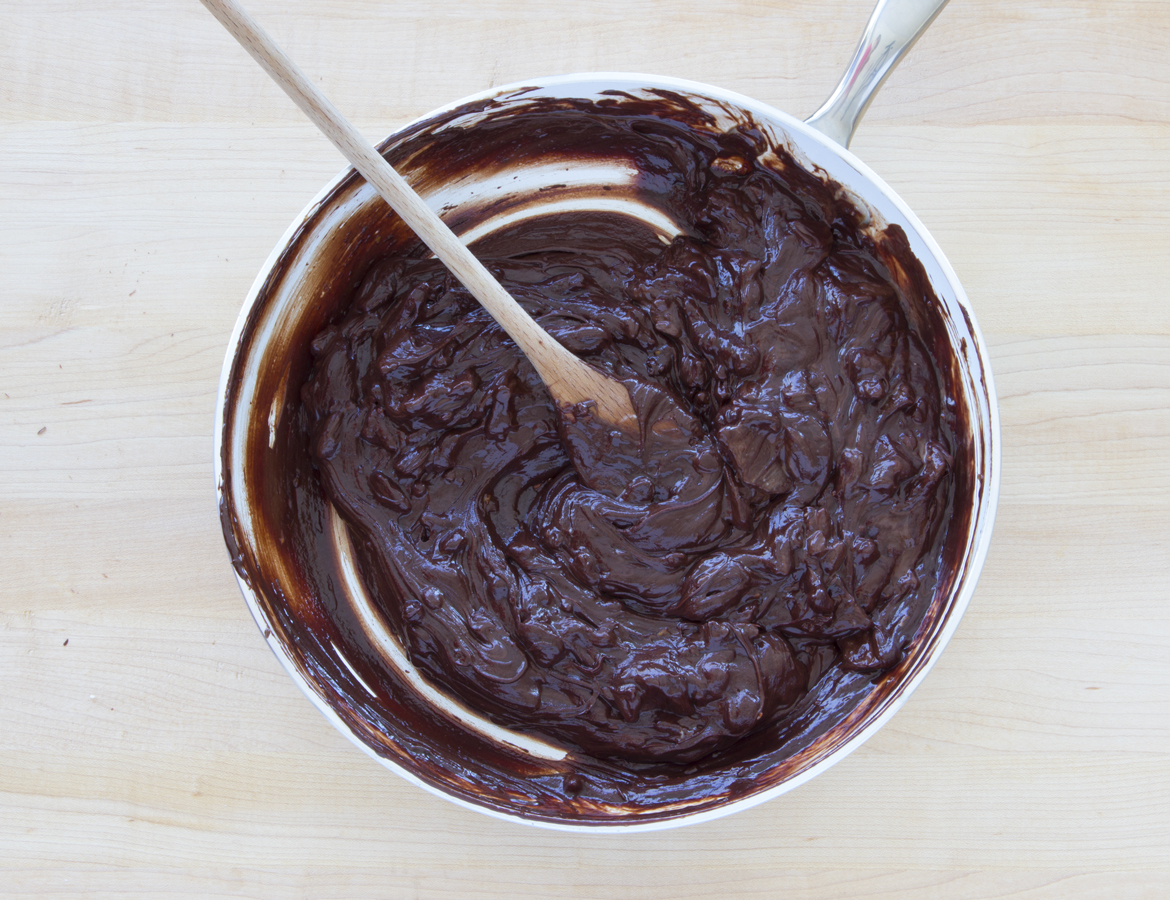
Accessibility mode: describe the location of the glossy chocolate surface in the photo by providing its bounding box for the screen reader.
[222,91,973,823]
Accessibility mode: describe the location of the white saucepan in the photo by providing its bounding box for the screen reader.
[215,0,999,830]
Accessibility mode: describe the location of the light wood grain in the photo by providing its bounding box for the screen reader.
[2,0,1169,897]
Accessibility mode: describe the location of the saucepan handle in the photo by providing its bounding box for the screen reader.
[804,0,949,148]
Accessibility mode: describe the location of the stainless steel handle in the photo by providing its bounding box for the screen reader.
[804,0,949,148]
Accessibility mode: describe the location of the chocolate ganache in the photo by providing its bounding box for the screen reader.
[300,96,958,766]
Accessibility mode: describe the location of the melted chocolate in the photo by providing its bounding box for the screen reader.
[298,98,958,768]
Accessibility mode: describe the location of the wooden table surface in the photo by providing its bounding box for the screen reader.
[3,1,1168,896]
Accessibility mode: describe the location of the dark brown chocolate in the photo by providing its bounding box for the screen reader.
[298,97,959,769]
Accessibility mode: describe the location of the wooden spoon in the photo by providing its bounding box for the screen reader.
[200,0,638,434]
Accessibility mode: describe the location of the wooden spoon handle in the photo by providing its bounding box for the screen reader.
[199,0,636,431]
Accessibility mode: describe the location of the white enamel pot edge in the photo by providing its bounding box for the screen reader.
[215,72,1000,832]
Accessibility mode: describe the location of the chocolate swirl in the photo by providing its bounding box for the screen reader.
[301,99,957,765]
